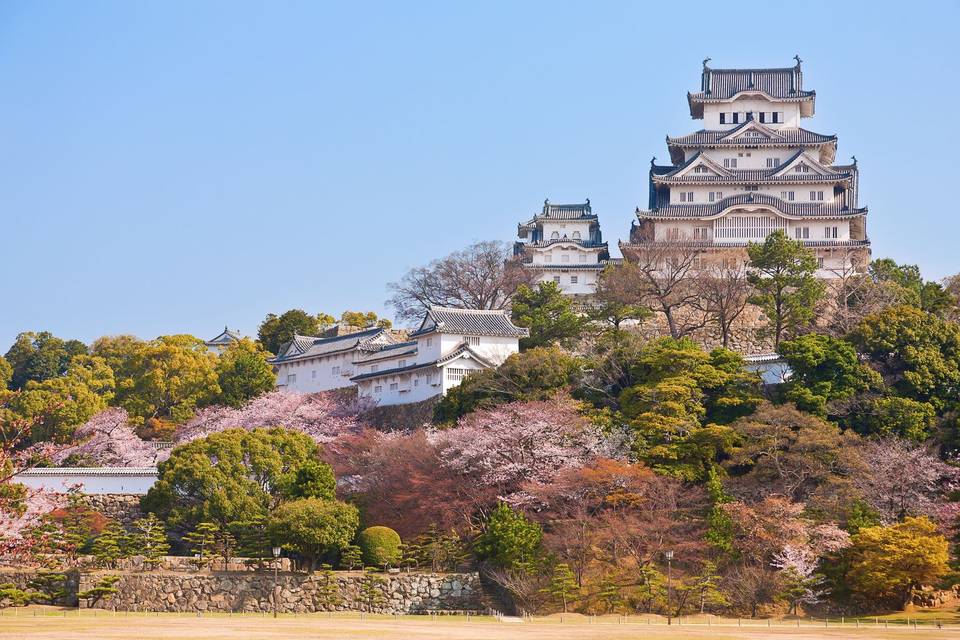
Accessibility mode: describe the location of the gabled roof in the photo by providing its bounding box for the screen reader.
[519,199,597,231]
[666,125,837,165]
[661,151,733,179]
[652,150,854,186]
[688,60,815,117]
[352,341,418,365]
[409,307,530,338]
[269,327,390,363]
[205,326,243,346]
[436,341,496,368]
[637,192,867,220]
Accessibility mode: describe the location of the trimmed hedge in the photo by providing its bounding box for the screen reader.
[357,526,402,568]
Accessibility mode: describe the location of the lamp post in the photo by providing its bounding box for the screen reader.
[664,550,674,626]
[272,546,281,619]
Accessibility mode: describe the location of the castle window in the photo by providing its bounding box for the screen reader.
[732,112,740,124]
[561,254,570,263]
[766,157,780,168]
[759,112,766,123]
[551,231,560,239]
[374,385,382,393]
[465,336,481,346]
[679,191,694,202]
[553,276,561,283]
[371,364,378,372]
[794,227,809,239]
[570,276,578,284]
[773,112,782,123]
[723,158,737,168]
[572,230,581,239]
[781,191,795,201]
[579,254,587,263]
[446,368,466,382]
[720,113,727,124]
[331,366,340,376]
[312,370,317,379]
[745,185,759,192]
[818,257,825,269]
[398,359,406,367]
[810,191,824,201]
[824,226,838,239]
[389,383,398,391]
[544,254,552,263]
[287,374,297,385]
[694,165,709,174]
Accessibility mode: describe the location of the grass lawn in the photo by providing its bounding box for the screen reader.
[0,607,954,640]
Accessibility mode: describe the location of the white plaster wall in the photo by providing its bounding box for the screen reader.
[668,182,838,204]
[534,269,600,295]
[14,472,158,495]
[274,350,358,394]
[540,220,593,240]
[530,245,603,265]
[702,99,802,129]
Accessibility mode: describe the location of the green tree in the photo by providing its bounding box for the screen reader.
[777,334,880,416]
[861,396,936,442]
[183,521,220,565]
[257,310,327,355]
[284,459,336,501]
[358,570,388,610]
[314,564,343,609]
[142,427,329,532]
[129,513,169,567]
[340,311,392,330]
[0,356,12,388]
[77,575,120,606]
[215,339,276,408]
[119,335,220,424]
[511,281,586,349]
[27,572,68,604]
[543,563,578,612]
[339,544,362,571]
[357,526,402,569]
[704,467,734,553]
[91,521,128,568]
[846,517,950,608]
[618,338,759,479]
[4,331,88,390]
[433,346,581,422]
[11,355,115,443]
[474,503,542,569]
[596,577,623,614]
[267,497,359,571]
[746,230,825,348]
[230,515,271,569]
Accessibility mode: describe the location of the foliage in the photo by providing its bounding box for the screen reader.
[183,521,220,565]
[409,525,467,572]
[257,309,330,355]
[704,467,734,553]
[11,356,115,443]
[433,347,581,422]
[142,427,329,531]
[91,521,128,568]
[861,396,937,442]
[0,357,11,389]
[268,497,359,571]
[77,575,120,606]
[474,503,542,569]
[314,564,343,609]
[542,562,578,612]
[511,281,586,349]
[358,570,388,610]
[340,311,391,330]
[214,339,276,408]
[0,583,35,606]
[357,525,402,569]
[49,408,158,468]
[339,544,362,570]
[27,571,68,603]
[387,240,533,324]
[746,230,825,347]
[618,338,759,480]
[846,517,950,607]
[129,513,169,566]
[4,331,88,390]
[776,334,880,416]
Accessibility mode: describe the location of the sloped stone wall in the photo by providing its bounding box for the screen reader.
[85,494,143,527]
[78,570,483,614]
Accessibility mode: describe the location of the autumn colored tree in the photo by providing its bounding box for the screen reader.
[846,517,949,608]
[747,230,824,347]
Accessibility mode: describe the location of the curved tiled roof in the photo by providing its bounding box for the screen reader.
[668,127,835,147]
[17,467,158,477]
[621,238,871,250]
[519,200,597,229]
[352,341,418,364]
[410,307,529,338]
[637,193,867,220]
[687,62,814,117]
[270,327,388,363]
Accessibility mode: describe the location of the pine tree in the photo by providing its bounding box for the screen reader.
[704,467,734,553]
[542,563,578,613]
[26,572,67,604]
[183,521,219,566]
[339,544,362,571]
[129,513,169,568]
[91,521,127,568]
[597,577,622,614]
[78,575,120,606]
[358,569,387,611]
[314,564,343,610]
[230,516,272,569]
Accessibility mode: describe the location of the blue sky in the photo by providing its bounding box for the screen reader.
[1,1,957,348]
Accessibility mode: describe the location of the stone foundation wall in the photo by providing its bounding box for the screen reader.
[84,494,143,527]
[78,570,483,614]
[631,303,775,354]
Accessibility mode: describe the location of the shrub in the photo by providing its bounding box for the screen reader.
[357,526,402,569]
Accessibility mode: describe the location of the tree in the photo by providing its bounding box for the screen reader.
[314,565,343,609]
[860,396,936,442]
[174,389,364,446]
[142,427,331,532]
[49,408,158,468]
[129,513,169,567]
[432,347,581,422]
[747,230,824,348]
[776,334,881,417]
[339,544,362,571]
[0,357,12,389]
[11,355,116,443]
[340,311,391,330]
[474,503,543,569]
[693,262,753,349]
[771,545,825,615]
[183,521,220,565]
[849,305,960,413]
[358,570,388,610]
[267,498,359,571]
[511,281,586,349]
[606,247,708,339]
[542,563,578,612]
[4,332,87,390]
[77,575,120,606]
[123,335,220,424]
[230,515,271,568]
[357,526,402,569]
[387,240,533,324]
[214,339,276,408]
[846,517,950,608]
[257,310,329,355]
[91,521,127,568]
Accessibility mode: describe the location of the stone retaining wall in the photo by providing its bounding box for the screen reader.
[84,494,143,527]
[78,570,483,615]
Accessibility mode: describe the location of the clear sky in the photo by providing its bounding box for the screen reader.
[1,1,957,348]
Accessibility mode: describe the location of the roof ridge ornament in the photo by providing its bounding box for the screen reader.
[651,155,656,167]
[851,155,857,166]
[794,54,803,67]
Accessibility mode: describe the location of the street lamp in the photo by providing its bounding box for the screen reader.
[664,550,674,626]
[272,546,281,619]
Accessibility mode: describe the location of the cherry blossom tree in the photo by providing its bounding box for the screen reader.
[853,438,960,523]
[175,390,367,445]
[431,397,626,502]
[48,408,158,467]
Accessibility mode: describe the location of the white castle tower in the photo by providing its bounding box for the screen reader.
[621,58,870,276]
